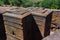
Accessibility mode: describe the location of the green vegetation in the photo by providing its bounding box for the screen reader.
[0,0,60,9]
[40,0,60,9]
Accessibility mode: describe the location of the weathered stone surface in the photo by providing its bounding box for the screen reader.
[4,21,23,29]
[50,10,60,32]
[42,30,60,40]
[3,7,43,40]
[3,7,32,40]
[6,33,23,40]
[27,8,53,37]
[5,25,23,39]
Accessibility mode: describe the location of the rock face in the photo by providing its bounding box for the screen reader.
[27,7,53,37]
[51,10,60,33]
[3,7,43,40]
[42,30,60,40]
[3,7,32,40]
[0,7,60,40]
[42,9,60,40]
[2,7,53,40]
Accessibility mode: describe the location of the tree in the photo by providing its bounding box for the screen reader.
[21,0,34,7]
[8,0,21,6]
[40,0,53,8]
[0,0,4,6]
